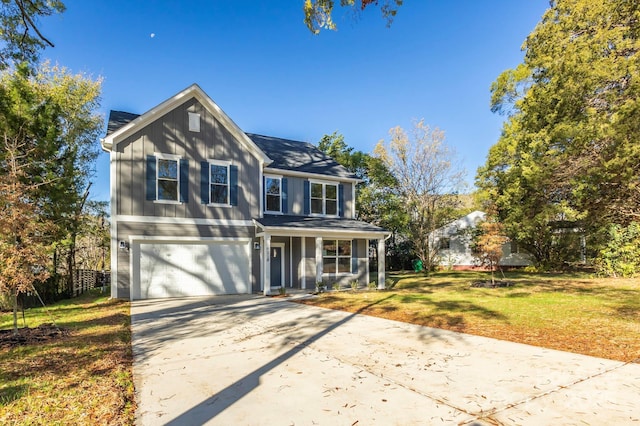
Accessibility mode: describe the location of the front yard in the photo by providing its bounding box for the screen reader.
[299,271,640,362]
[0,290,135,425]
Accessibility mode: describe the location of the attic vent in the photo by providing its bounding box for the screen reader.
[188,112,201,132]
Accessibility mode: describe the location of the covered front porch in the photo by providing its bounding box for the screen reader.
[254,216,389,295]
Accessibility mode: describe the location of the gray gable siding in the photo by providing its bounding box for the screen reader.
[116,98,260,220]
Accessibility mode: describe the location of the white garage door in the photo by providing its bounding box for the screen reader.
[133,241,250,299]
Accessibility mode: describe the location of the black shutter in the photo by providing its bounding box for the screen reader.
[338,184,345,217]
[146,155,156,201]
[304,180,310,215]
[281,178,288,214]
[200,161,209,204]
[230,165,238,206]
[351,239,358,274]
[179,159,189,203]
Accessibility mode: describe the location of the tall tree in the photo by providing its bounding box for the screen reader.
[479,0,640,266]
[0,0,65,69]
[374,120,466,270]
[0,63,102,317]
[303,0,402,34]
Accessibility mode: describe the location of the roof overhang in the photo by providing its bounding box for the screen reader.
[263,167,362,184]
[100,83,272,166]
[253,217,389,239]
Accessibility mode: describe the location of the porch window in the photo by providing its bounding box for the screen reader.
[265,176,281,213]
[323,239,352,274]
[311,182,338,216]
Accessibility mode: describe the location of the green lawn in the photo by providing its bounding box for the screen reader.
[0,290,135,425]
[300,271,640,362]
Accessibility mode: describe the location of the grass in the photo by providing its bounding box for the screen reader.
[0,290,135,425]
[298,271,640,362]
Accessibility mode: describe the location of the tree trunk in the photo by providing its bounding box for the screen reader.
[12,290,18,334]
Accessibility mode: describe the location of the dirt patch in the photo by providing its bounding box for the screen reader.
[0,324,70,349]
[471,280,514,288]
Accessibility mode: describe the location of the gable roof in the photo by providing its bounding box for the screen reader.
[100,84,271,164]
[248,133,358,181]
[106,110,139,135]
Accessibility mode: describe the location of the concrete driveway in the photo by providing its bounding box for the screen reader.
[131,295,640,425]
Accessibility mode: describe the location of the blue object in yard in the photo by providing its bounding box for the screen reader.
[412,259,423,272]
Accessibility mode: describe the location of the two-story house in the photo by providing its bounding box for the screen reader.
[101,84,389,299]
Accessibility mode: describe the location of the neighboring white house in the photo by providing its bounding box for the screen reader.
[429,211,532,270]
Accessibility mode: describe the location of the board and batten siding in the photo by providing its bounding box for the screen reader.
[115,98,260,221]
[278,176,355,218]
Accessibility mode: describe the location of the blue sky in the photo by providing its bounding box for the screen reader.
[40,1,549,202]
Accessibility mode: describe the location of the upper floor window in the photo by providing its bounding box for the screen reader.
[146,153,188,203]
[310,181,338,216]
[265,176,281,213]
[157,158,179,201]
[200,160,238,206]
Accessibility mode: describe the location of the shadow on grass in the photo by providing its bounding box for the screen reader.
[0,384,28,406]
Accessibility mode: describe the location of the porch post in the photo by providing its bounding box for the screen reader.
[377,237,386,290]
[263,234,271,296]
[315,237,323,286]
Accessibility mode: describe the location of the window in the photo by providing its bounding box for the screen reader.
[265,176,281,212]
[157,158,178,201]
[209,161,229,205]
[146,154,188,203]
[438,238,451,250]
[323,240,352,274]
[200,160,237,206]
[310,182,338,216]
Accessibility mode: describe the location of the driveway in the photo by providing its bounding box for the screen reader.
[131,295,640,425]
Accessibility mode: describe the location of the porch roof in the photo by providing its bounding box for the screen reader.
[254,215,388,238]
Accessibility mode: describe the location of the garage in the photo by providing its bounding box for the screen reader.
[131,239,251,299]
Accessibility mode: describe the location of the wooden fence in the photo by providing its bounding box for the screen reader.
[17,270,110,309]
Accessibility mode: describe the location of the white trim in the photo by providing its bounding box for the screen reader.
[154,153,182,203]
[129,235,251,243]
[270,242,285,287]
[101,84,272,165]
[309,180,339,217]
[321,239,353,276]
[301,237,306,289]
[256,226,388,239]
[264,174,283,214]
[315,237,323,285]
[206,159,231,206]
[115,215,253,227]
[289,236,293,289]
[263,167,360,183]
[110,150,118,299]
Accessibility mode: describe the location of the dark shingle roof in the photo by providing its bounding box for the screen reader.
[255,215,387,234]
[105,111,357,180]
[247,133,357,179]
[106,110,140,135]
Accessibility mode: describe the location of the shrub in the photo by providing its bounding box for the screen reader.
[597,222,640,278]
[350,281,358,291]
[367,281,377,290]
[332,282,341,291]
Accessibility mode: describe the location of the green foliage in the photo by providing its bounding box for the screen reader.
[478,0,640,265]
[331,282,341,291]
[303,0,402,34]
[350,280,358,291]
[597,222,640,277]
[0,0,65,69]
[367,281,377,290]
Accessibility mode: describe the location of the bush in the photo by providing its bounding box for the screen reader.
[597,222,640,278]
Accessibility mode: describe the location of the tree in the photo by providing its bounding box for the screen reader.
[303,0,403,34]
[480,0,640,264]
[0,0,65,69]
[0,63,102,322]
[318,132,410,267]
[470,208,509,285]
[374,120,466,271]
